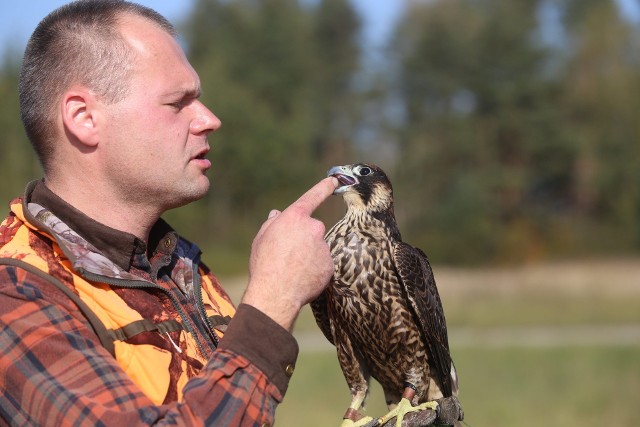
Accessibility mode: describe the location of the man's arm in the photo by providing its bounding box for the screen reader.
[242,177,338,330]
[0,267,282,426]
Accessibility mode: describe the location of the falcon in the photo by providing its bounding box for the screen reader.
[311,163,461,427]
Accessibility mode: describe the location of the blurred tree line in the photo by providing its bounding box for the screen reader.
[0,0,638,271]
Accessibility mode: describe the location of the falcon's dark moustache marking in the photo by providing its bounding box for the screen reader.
[356,181,373,206]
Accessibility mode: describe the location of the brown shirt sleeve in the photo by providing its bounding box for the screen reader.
[217,303,299,395]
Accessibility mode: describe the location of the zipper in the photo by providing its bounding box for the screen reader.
[192,266,219,347]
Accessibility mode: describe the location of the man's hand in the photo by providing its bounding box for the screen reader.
[241,177,339,331]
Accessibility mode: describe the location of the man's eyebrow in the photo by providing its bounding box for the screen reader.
[166,87,202,99]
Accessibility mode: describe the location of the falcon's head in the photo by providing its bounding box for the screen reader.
[327,163,394,213]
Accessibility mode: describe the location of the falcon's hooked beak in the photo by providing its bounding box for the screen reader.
[327,165,358,194]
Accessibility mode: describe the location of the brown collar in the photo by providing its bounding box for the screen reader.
[29,180,176,271]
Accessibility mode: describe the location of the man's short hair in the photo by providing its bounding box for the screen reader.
[19,0,176,171]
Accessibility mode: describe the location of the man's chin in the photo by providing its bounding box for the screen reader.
[165,179,210,210]
[187,179,211,203]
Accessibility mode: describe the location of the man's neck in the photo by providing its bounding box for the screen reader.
[44,178,160,243]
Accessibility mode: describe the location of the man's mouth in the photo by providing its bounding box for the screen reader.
[191,146,210,161]
[190,147,211,170]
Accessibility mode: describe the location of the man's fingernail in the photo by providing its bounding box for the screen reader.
[268,209,280,219]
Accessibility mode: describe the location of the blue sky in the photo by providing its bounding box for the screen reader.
[0,1,406,61]
[1,0,637,62]
[0,1,196,59]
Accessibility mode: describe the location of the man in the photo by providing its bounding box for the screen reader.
[0,1,337,425]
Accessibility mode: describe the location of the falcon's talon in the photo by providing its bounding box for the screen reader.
[417,400,439,412]
[375,397,439,427]
[339,416,374,427]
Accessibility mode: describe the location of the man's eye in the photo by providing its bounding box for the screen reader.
[168,99,188,110]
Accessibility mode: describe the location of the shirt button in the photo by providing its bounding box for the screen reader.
[285,364,295,377]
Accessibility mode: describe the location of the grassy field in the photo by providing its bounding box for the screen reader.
[276,346,640,427]
[219,258,640,427]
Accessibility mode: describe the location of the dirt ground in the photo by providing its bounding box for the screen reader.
[434,257,640,298]
[219,256,640,303]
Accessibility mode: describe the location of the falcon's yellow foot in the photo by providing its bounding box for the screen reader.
[339,416,373,427]
[340,392,372,427]
[377,398,438,427]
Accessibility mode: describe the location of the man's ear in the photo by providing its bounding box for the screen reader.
[60,88,100,147]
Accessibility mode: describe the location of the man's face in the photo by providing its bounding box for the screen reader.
[98,15,220,211]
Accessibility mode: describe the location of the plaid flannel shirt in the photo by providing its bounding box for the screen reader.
[0,181,298,426]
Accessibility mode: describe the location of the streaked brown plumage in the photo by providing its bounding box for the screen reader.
[312,163,460,426]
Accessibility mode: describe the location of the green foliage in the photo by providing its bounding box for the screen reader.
[1,0,639,270]
[0,56,42,204]
[389,0,640,264]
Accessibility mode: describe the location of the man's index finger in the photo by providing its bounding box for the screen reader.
[289,177,338,216]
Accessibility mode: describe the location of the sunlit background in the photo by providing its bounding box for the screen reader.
[1,1,639,426]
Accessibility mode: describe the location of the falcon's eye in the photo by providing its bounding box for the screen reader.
[358,167,372,176]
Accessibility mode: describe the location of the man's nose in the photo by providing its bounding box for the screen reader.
[191,101,221,135]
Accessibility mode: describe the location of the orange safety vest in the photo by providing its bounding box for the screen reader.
[0,186,236,405]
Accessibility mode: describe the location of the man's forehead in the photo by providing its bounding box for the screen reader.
[118,14,175,55]
[117,14,199,86]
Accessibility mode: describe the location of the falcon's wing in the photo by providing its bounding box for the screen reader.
[393,241,453,397]
[310,290,335,346]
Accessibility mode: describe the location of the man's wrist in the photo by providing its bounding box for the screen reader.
[240,284,302,331]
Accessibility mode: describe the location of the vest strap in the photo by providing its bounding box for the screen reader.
[0,258,116,357]
[0,258,232,354]
[108,315,231,341]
